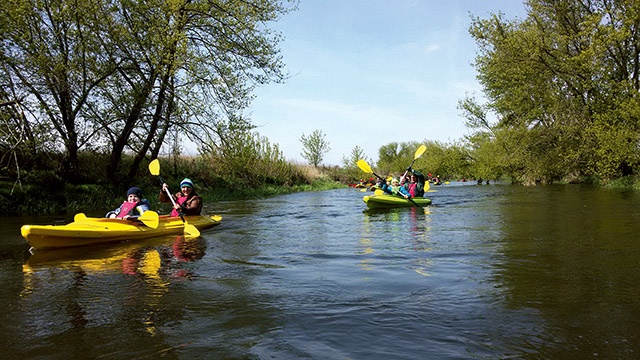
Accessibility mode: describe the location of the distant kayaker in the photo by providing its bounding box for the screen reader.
[159,178,203,216]
[106,186,151,220]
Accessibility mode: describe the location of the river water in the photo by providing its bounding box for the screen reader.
[1,183,640,359]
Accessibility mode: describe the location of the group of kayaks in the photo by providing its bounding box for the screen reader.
[20,189,435,251]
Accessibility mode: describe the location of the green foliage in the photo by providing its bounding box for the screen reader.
[0,0,296,185]
[462,0,640,184]
[300,129,331,167]
[341,146,370,183]
[376,141,421,176]
[205,130,307,188]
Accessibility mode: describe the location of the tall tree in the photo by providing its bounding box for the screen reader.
[1,0,297,185]
[466,0,640,183]
[1,0,118,183]
[300,129,330,167]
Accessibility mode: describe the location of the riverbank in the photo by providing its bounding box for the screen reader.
[0,160,348,216]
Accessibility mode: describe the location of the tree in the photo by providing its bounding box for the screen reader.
[341,145,369,182]
[341,145,368,168]
[1,0,118,183]
[0,0,297,185]
[376,141,419,175]
[465,0,640,184]
[300,129,330,167]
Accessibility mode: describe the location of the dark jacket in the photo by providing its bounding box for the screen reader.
[159,190,203,216]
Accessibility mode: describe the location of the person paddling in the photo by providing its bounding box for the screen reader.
[106,186,151,220]
[159,178,203,216]
[401,168,426,198]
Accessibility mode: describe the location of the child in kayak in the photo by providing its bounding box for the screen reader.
[381,178,411,198]
[106,186,151,219]
[159,178,203,216]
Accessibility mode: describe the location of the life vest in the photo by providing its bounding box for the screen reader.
[116,201,140,219]
[407,183,417,197]
[170,195,189,217]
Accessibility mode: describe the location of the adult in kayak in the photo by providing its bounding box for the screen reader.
[106,186,151,220]
[401,168,426,198]
[159,177,203,216]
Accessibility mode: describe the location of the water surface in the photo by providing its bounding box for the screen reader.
[1,183,639,359]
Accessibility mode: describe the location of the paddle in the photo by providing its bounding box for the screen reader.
[148,159,200,237]
[401,144,427,181]
[357,159,424,210]
[74,211,159,228]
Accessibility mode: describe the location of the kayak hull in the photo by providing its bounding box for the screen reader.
[363,194,432,209]
[21,215,222,250]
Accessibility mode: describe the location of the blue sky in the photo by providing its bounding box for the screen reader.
[247,1,527,166]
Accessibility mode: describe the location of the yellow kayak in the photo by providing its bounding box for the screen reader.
[21,214,222,250]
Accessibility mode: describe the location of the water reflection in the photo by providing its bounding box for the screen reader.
[23,235,206,277]
[359,207,434,277]
[20,235,208,338]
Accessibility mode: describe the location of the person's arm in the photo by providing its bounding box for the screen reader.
[159,190,170,203]
[183,196,203,215]
[105,204,122,218]
[398,185,411,198]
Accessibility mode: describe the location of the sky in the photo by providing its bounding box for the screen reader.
[245,1,528,166]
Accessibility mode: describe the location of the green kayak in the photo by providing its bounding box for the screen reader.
[363,193,432,209]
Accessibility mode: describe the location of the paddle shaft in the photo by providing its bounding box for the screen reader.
[405,195,422,209]
[156,174,188,223]
[402,145,426,180]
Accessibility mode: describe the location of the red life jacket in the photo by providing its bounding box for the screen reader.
[117,201,139,219]
[407,183,417,198]
[170,195,189,217]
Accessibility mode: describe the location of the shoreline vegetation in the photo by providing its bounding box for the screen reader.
[0,154,351,216]
[3,150,640,217]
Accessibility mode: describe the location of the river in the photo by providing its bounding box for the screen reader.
[1,183,639,359]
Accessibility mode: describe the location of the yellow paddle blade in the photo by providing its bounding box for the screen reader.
[74,213,87,222]
[356,159,373,174]
[184,223,200,238]
[148,159,160,176]
[424,181,431,192]
[414,144,427,159]
[138,210,159,229]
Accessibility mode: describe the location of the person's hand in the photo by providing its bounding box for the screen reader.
[162,183,169,192]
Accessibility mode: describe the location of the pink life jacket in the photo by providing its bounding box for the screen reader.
[407,183,417,198]
[117,201,139,219]
[170,195,189,217]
